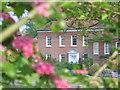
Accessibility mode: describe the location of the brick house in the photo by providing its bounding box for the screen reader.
[37,20,119,64]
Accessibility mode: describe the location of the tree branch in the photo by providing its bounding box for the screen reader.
[92,50,118,79]
[0,8,37,42]
[67,21,99,30]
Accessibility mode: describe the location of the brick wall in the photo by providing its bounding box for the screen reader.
[38,32,87,62]
[38,31,119,64]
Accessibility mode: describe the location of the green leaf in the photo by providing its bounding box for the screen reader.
[25,74,39,82]
[32,15,47,29]
[51,23,61,33]
[15,57,29,68]
[102,13,108,20]
[59,20,66,28]
[2,62,16,78]
[73,64,80,70]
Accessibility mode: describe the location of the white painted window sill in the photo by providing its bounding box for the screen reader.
[46,46,52,48]
[59,45,65,47]
[71,45,77,47]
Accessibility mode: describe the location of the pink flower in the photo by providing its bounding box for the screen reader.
[36,4,50,18]
[101,10,106,13]
[116,82,118,86]
[57,6,62,11]
[34,46,39,52]
[36,56,41,60]
[0,56,6,62]
[23,52,32,58]
[0,44,6,52]
[12,38,23,50]
[0,13,15,22]
[33,0,50,18]
[51,76,70,88]
[112,73,116,78]
[32,54,41,62]
[32,54,37,59]
[32,0,44,6]
[6,50,12,56]
[73,69,88,75]
[54,80,70,88]
[12,36,34,58]
[32,61,55,75]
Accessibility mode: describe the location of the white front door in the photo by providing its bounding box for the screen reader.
[68,49,79,63]
[69,53,77,63]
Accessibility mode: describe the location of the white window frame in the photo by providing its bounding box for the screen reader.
[46,36,52,47]
[116,42,120,48]
[71,35,77,46]
[59,36,65,47]
[83,36,88,46]
[46,54,51,60]
[83,36,85,46]
[104,43,110,55]
[93,42,99,55]
[59,54,65,62]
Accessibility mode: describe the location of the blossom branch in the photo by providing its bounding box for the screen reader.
[92,50,118,79]
[0,8,37,42]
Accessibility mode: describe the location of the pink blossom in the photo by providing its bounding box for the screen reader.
[6,50,12,56]
[101,10,106,13]
[0,13,15,22]
[32,61,55,75]
[12,38,23,50]
[36,4,50,18]
[73,69,88,75]
[0,44,6,52]
[32,0,50,18]
[51,76,70,88]
[112,73,116,78]
[0,56,6,62]
[116,82,118,86]
[0,13,17,37]
[32,54,37,59]
[32,0,44,6]
[57,6,62,11]
[32,54,41,62]
[23,52,32,58]
[36,56,41,60]
[12,36,34,58]
[34,46,39,52]
[54,80,70,88]
[50,76,61,81]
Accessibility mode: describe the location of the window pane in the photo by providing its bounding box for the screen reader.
[116,42,120,48]
[47,36,52,46]
[72,36,77,45]
[61,36,65,45]
[61,54,65,60]
[104,43,109,54]
[93,42,99,54]
[46,54,51,59]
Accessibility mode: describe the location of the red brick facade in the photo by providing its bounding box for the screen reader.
[37,30,119,64]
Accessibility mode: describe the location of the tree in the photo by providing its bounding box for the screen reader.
[0,1,119,88]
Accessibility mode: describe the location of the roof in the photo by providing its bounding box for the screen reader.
[37,18,104,31]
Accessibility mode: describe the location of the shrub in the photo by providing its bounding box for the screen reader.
[83,58,93,70]
[89,63,100,75]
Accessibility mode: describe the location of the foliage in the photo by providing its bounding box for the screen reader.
[25,20,38,38]
[89,63,100,75]
[0,1,119,89]
[83,58,93,70]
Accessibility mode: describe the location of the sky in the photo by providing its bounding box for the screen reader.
[1,6,28,32]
